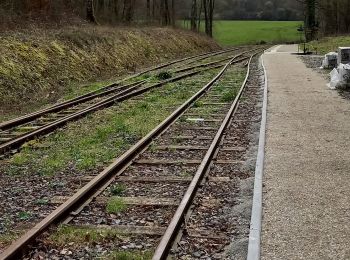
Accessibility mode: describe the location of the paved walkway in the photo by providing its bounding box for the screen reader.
[261,45,350,259]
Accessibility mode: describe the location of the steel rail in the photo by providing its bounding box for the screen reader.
[0,48,240,131]
[0,81,144,131]
[0,59,234,155]
[0,80,145,131]
[180,47,243,67]
[173,48,258,74]
[174,55,248,74]
[0,51,247,260]
[133,47,239,78]
[0,67,206,155]
[152,53,257,260]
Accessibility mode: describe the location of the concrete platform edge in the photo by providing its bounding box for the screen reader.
[246,53,268,260]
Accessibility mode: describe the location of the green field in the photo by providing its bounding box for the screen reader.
[189,20,303,46]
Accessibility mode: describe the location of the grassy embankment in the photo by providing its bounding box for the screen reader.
[305,36,350,54]
[182,20,303,46]
[0,26,219,120]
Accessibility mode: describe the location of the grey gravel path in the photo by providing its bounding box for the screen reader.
[261,45,350,260]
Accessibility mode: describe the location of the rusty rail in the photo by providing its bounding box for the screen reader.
[152,53,256,260]
[0,80,145,131]
[0,65,221,155]
[0,51,248,259]
[0,48,239,131]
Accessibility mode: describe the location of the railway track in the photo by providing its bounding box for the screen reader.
[0,47,256,157]
[0,49,264,259]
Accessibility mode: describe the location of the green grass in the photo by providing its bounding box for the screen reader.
[0,233,19,248]
[18,211,32,220]
[50,225,126,245]
[4,70,219,176]
[49,225,152,259]
[110,184,126,196]
[305,36,350,55]
[63,80,117,101]
[220,89,238,102]
[191,20,303,46]
[106,197,127,213]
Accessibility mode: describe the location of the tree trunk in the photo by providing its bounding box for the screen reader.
[304,0,317,41]
[86,0,97,24]
[191,0,197,31]
[197,0,202,31]
[114,0,119,23]
[147,0,151,21]
[209,0,214,37]
[171,0,175,27]
[203,0,214,37]
[123,0,135,23]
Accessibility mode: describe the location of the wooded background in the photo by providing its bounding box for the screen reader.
[300,0,350,40]
[0,1,349,39]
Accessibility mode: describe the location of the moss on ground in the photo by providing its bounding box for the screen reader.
[0,25,219,118]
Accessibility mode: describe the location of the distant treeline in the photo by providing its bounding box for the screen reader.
[301,0,350,40]
[216,0,303,21]
[0,1,214,35]
[1,0,349,39]
[0,0,178,26]
[0,0,302,27]
[317,0,350,35]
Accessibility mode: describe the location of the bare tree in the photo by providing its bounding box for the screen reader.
[147,0,151,21]
[86,0,97,24]
[190,0,197,31]
[123,0,135,23]
[304,0,317,40]
[203,0,215,37]
[171,0,175,27]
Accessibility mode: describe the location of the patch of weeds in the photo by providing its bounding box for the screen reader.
[178,116,187,122]
[64,80,116,101]
[148,143,158,152]
[137,102,150,111]
[11,153,28,165]
[106,197,127,213]
[49,181,65,188]
[193,101,204,108]
[141,73,151,80]
[221,89,237,102]
[110,184,126,196]
[107,251,153,260]
[50,225,126,246]
[189,105,218,115]
[156,71,172,80]
[18,211,31,220]
[181,170,192,178]
[2,70,214,176]
[0,232,19,247]
[11,187,24,193]
[35,198,49,205]
[173,137,182,144]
